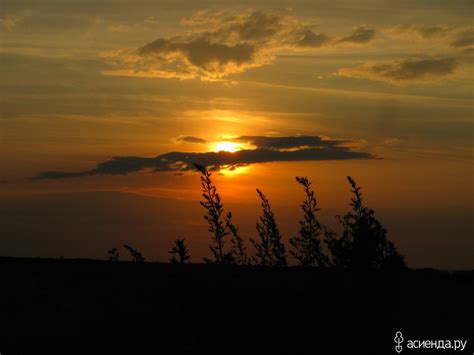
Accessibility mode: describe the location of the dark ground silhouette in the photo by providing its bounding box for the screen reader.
[1,171,472,354]
[0,257,473,354]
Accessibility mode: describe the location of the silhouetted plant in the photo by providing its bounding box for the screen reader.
[195,164,233,264]
[123,244,145,263]
[250,189,287,267]
[226,212,250,266]
[108,247,119,262]
[325,176,406,271]
[169,238,191,264]
[290,177,329,268]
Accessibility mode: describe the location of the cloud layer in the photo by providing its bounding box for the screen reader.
[99,9,472,85]
[33,135,375,179]
[102,10,377,81]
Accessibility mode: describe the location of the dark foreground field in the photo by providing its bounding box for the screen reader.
[0,257,473,354]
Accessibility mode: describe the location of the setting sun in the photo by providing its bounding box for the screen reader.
[212,141,242,152]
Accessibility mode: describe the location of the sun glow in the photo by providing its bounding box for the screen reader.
[212,141,242,153]
[219,164,250,177]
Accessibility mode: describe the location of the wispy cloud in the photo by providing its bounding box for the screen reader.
[337,25,376,44]
[336,57,457,84]
[387,24,474,52]
[389,24,454,39]
[32,135,375,179]
[175,135,207,144]
[294,29,332,48]
[450,29,474,48]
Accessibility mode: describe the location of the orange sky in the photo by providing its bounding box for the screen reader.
[0,0,472,268]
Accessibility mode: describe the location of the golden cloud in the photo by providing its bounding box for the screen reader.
[101,10,375,81]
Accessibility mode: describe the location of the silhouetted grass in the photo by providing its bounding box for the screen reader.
[325,176,406,271]
[168,238,191,264]
[107,247,119,262]
[226,212,250,265]
[195,163,233,263]
[250,188,287,267]
[195,163,250,264]
[290,176,329,268]
[193,165,405,272]
[123,244,145,263]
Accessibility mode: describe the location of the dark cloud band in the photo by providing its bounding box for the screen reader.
[233,135,350,150]
[33,135,375,180]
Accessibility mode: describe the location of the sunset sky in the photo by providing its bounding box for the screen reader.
[1,0,473,269]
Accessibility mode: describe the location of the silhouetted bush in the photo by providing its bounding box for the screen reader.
[107,247,119,262]
[123,244,145,263]
[250,189,287,267]
[325,176,406,271]
[290,177,329,268]
[168,238,191,264]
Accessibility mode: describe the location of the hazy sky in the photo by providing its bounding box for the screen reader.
[1,0,473,268]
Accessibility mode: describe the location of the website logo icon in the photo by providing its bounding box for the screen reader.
[394,331,404,353]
